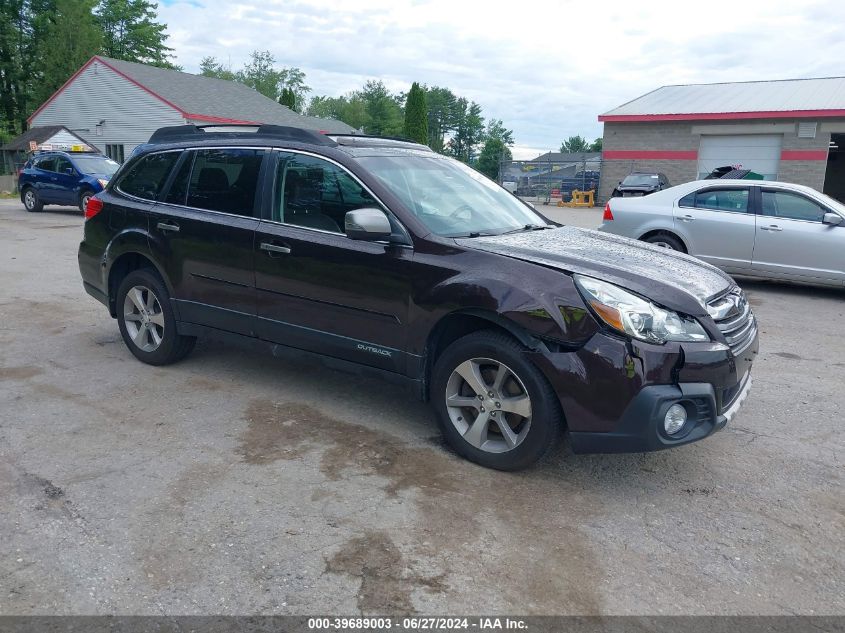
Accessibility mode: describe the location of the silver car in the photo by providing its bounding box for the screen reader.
[598,179,845,287]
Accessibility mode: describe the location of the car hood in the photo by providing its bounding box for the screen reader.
[457,226,734,316]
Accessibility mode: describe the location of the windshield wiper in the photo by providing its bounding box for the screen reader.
[498,224,553,236]
[451,231,495,238]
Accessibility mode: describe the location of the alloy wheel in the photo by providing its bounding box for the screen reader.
[652,240,675,249]
[444,357,532,453]
[24,190,35,210]
[123,285,165,352]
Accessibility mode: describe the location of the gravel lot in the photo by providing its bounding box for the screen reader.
[0,198,842,615]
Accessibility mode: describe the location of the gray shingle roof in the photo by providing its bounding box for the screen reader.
[98,56,355,133]
[0,125,90,151]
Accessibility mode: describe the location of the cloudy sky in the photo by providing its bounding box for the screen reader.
[158,0,845,159]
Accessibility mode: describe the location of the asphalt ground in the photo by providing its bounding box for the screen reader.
[0,198,842,615]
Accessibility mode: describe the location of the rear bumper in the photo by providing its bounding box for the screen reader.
[78,240,109,309]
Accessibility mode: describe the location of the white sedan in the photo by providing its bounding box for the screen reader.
[597,179,845,287]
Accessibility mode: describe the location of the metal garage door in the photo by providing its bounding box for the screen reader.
[698,135,782,179]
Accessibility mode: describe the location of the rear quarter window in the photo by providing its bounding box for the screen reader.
[117,152,181,201]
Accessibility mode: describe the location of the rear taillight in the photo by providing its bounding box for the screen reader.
[85,196,104,219]
[603,201,614,221]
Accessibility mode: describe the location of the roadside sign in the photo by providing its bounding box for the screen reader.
[29,140,37,151]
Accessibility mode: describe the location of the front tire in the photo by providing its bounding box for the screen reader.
[116,269,195,365]
[431,330,563,471]
[22,188,43,212]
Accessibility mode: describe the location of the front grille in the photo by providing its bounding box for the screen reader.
[708,288,757,354]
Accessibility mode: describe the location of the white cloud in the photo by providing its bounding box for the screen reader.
[158,0,845,154]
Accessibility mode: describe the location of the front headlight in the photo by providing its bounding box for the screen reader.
[574,275,709,344]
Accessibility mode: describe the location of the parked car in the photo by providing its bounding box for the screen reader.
[599,179,845,287]
[78,125,757,470]
[611,172,670,197]
[19,150,120,212]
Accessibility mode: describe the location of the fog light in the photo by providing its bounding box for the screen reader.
[664,404,687,435]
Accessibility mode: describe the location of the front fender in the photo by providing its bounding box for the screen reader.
[410,256,600,354]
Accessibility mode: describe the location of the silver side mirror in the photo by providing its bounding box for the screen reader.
[345,207,392,241]
[823,212,843,226]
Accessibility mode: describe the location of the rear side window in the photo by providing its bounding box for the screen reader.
[35,156,57,172]
[681,188,749,213]
[186,148,263,216]
[163,152,194,206]
[761,190,828,222]
[118,152,181,201]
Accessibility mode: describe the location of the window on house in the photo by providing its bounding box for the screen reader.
[105,144,125,163]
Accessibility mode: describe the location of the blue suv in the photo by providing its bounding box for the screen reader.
[19,151,120,212]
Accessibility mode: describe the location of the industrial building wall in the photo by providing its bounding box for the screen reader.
[599,119,838,201]
[30,59,185,156]
[599,122,699,201]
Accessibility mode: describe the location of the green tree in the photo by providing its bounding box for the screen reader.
[447,98,484,164]
[278,66,309,112]
[97,0,176,68]
[559,135,590,153]
[199,56,235,81]
[359,80,402,136]
[423,85,456,152]
[590,137,603,152]
[235,50,309,108]
[0,0,53,133]
[306,94,366,130]
[34,0,102,105]
[236,50,280,99]
[279,87,296,111]
[476,119,514,180]
[403,81,427,144]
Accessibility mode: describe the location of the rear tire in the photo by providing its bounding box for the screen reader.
[116,269,196,366]
[431,329,563,471]
[22,188,43,212]
[644,233,685,252]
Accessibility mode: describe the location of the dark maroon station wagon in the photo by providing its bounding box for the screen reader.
[78,125,758,470]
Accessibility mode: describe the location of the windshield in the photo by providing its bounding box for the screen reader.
[72,155,120,176]
[622,174,659,187]
[356,154,548,237]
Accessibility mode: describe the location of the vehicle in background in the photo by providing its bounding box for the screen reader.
[611,172,670,198]
[705,166,764,180]
[19,150,120,212]
[79,124,757,471]
[598,179,845,287]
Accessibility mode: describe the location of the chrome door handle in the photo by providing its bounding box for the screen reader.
[260,242,291,254]
[156,221,180,232]
[760,225,782,232]
[681,214,695,222]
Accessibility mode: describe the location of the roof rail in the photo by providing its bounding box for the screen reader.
[328,133,431,151]
[147,124,337,146]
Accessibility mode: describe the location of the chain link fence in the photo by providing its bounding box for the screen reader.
[499,157,602,206]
